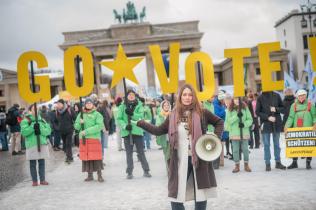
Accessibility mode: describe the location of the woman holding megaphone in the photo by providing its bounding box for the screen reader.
[137,84,224,210]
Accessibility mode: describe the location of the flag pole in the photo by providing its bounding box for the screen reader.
[30,61,41,152]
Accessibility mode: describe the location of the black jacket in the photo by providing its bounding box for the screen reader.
[282,95,295,127]
[0,112,7,132]
[97,106,111,131]
[7,106,21,132]
[49,110,59,131]
[56,106,75,134]
[256,92,284,133]
[247,99,255,119]
[40,110,50,123]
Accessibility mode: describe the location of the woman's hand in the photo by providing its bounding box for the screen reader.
[284,127,287,135]
[131,120,140,126]
[80,130,86,136]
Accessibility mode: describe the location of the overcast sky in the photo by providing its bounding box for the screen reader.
[0,0,301,86]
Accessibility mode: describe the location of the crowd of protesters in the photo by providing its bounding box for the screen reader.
[0,86,315,200]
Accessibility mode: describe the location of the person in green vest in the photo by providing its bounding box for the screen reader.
[74,98,105,182]
[113,97,124,151]
[202,95,215,133]
[139,97,153,150]
[21,104,51,186]
[223,93,233,163]
[284,89,316,170]
[116,89,151,179]
[155,98,162,117]
[155,100,171,172]
[225,97,253,173]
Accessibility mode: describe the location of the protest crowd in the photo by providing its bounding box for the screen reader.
[0,86,315,210]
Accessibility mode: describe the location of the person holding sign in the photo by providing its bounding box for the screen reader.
[116,89,151,179]
[284,89,316,170]
[225,97,253,173]
[74,98,105,182]
[137,84,224,210]
[21,104,51,186]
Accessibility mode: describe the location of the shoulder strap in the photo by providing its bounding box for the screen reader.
[307,100,311,112]
[294,100,312,112]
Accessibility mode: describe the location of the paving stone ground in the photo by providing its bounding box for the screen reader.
[0,134,315,210]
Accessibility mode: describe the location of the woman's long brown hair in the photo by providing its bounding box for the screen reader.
[175,84,202,134]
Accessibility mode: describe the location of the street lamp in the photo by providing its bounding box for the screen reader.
[301,15,308,28]
[300,0,316,36]
[300,0,316,89]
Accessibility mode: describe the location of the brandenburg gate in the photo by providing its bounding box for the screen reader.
[59,20,203,97]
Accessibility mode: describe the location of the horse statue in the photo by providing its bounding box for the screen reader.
[123,1,138,23]
[139,6,146,22]
[113,9,122,23]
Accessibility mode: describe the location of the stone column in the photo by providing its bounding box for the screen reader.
[281,60,288,80]
[4,84,10,110]
[94,57,101,97]
[145,52,155,88]
[57,82,63,92]
[248,63,256,92]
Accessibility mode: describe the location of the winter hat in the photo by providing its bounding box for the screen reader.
[84,97,94,105]
[296,89,307,96]
[115,97,122,106]
[218,91,226,100]
[90,93,98,101]
[127,89,136,96]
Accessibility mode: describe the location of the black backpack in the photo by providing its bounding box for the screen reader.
[6,110,17,126]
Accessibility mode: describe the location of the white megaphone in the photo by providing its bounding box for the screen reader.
[195,133,222,162]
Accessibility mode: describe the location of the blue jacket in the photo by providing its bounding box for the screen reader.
[214,98,226,119]
[213,98,229,140]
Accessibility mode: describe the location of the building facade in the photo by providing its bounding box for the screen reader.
[59,21,203,97]
[0,68,64,111]
[214,47,289,93]
[275,9,316,85]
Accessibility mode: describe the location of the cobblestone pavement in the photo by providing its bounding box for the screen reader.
[0,135,315,210]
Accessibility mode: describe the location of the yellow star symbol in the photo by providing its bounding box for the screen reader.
[100,43,143,89]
